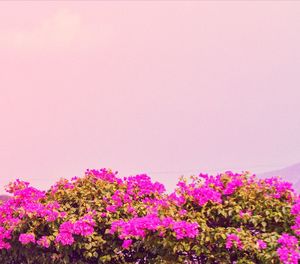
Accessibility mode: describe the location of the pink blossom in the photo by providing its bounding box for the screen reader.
[19,233,35,245]
[277,233,300,264]
[226,234,243,250]
[257,239,267,250]
[73,221,94,236]
[106,205,117,213]
[179,209,187,216]
[55,232,74,246]
[37,236,50,248]
[223,177,243,195]
[110,214,198,241]
[59,221,74,233]
[122,239,133,249]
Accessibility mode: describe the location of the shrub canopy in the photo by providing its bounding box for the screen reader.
[0,169,299,263]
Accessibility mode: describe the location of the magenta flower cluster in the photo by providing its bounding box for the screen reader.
[175,180,222,206]
[96,170,167,215]
[86,168,123,184]
[225,233,243,250]
[110,213,199,243]
[277,233,300,264]
[262,177,294,200]
[19,233,35,245]
[56,214,96,245]
[37,236,50,248]
[291,197,300,236]
[0,180,66,249]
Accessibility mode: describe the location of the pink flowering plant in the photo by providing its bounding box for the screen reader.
[0,169,299,263]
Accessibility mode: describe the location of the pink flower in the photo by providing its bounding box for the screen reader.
[110,214,198,240]
[226,234,243,250]
[59,221,74,233]
[171,221,199,239]
[291,198,300,216]
[263,177,294,200]
[19,233,35,244]
[73,220,94,236]
[291,215,300,236]
[55,232,74,246]
[0,241,11,250]
[122,239,132,249]
[278,233,298,248]
[37,236,50,248]
[277,234,300,264]
[223,177,243,195]
[106,205,117,213]
[179,209,187,216]
[257,239,267,250]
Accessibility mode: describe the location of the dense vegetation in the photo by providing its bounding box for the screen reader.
[0,169,299,263]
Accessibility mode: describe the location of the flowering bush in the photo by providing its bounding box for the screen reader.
[0,169,299,263]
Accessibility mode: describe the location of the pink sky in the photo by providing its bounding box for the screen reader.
[1,2,300,192]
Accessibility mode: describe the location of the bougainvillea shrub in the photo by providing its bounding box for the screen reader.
[0,169,299,263]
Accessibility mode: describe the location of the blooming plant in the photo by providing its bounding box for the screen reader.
[0,169,299,263]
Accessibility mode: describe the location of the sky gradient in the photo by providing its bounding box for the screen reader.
[1,1,300,192]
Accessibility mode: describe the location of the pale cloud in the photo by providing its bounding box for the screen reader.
[0,9,82,52]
